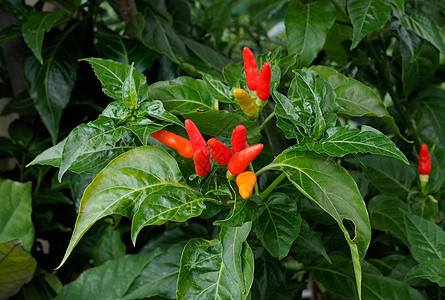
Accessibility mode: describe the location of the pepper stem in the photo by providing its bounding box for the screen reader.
[260,172,286,200]
[420,174,429,194]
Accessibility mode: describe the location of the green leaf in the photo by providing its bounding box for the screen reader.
[214,197,259,227]
[401,36,439,97]
[0,24,22,47]
[203,74,235,104]
[23,35,79,144]
[399,9,445,56]
[131,185,207,244]
[368,195,408,243]
[0,240,37,299]
[348,0,392,49]
[251,255,286,299]
[183,37,232,72]
[57,146,207,269]
[22,11,64,64]
[56,252,158,299]
[403,211,445,261]
[405,260,445,287]
[350,156,415,197]
[125,118,166,145]
[126,8,188,64]
[223,62,244,88]
[136,100,183,127]
[123,244,183,299]
[122,63,138,109]
[252,193,302,259]
[95,29,154,72]
[294,219,331,263]
[81,58,148,102]
[177,223,254,300]
[323,23,353,64]
[258,150,371,299]
[362,273,426,299]
[310,65,407,141]
[148,76,218,115]
[183,110,260,144]
[58,120,129,181]
[91,225,125,266]
[27,138,65,168]
[298,126,408,163]
[285,0,336,67]
[0,180,34,251]
[418,87,445,144]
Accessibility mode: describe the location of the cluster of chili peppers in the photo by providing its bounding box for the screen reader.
[233,47,271,119]
[151,121,263,199]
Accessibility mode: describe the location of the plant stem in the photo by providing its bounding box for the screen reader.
[248,163,260,195]
[259,111,275,131]
[260,172,286,200]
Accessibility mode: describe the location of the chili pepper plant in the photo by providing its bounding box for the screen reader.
[1,0,444,299]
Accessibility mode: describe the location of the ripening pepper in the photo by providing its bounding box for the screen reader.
[257,62,271,101]
[243,47,259,91]
[236,171,257,199]
[185,119,209,155]
[208,138,232,166]
[231,125,249,154]
[193,148,211,177]
[419,144,431,192]
[227,143,264,175]
[150,130,194,158]
[233,88,257,118]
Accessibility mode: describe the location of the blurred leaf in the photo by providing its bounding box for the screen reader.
[405,260,445,287]
[95,29,154,72]
[123,244,183,299]
[34,189,72,206]
[285,0,336,67]
[81,58,148,102]
[349,156,415,197]
[23,34,80,144]
[0,24,22,47]
[251,255,286,300]
[311,65,407,141]
[56,252,158,299]
[368,195,408,243]
[148,76,218,115]
[0,180,34,251]
[399,9,445,56]
[0,240,37,299]
[0,92,36,116]
[47,0,81,14]
[57,147,209,268]
[323,23,352,64]
[177,223,254,300]
[404,211,445,261]
[252,193,302,259]
[259,150,371,298]
[348,0,392,49]
[69,172,93,213]
[22,11,64,64]
[91,225,126,266]
[223,62,244,88]
[183,37,231,72]
[294,219,331,263]
[418,87,445,144]
[362,273,425,299]
[401,36,439,97]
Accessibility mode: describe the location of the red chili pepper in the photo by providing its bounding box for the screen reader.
[257,62,271,100]
[193,148,211,177]
[150,130,194,158]
[208,138,232,166]
[231,125,249,154]
[185,119,208,155]
[418,144,431,175]
[243,47,259,91]
[227,143,264,175]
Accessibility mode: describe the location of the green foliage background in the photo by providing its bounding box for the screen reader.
[0,0,444,299]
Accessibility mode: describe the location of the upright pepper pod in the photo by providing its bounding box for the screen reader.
[231,125,249,154]
[193,148,211,177]
[185,119,209,155]
[243,47,259,91]
[419,143,431,193]
[236,171,257,200]
[257,62,271,101]
[150,130,194,158]
[233,88,257,118]
[208,138,232,166]
[227,143,264,175]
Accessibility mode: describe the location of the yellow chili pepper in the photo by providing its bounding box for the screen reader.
[236,171,257,199]
[233,88,257,118]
